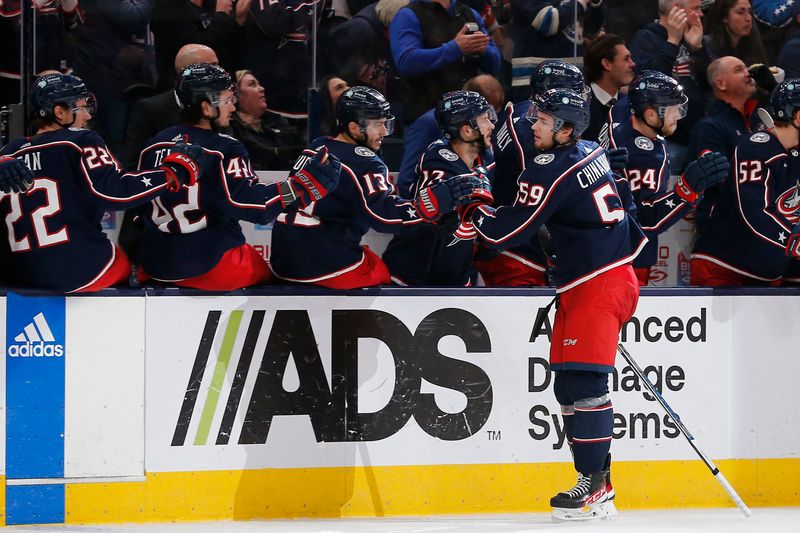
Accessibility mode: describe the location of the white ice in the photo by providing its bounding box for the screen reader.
[7,508,800,533]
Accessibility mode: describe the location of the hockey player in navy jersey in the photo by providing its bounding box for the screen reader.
[0,73,204,293]
[482,60,588,286]
[609,71,729,285]
[270,86,488,289]
[470,88,647,521]
[136,63,341,291]
[692,79,800,285]
[382,90,495,286]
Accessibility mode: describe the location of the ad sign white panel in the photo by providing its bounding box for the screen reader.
[0,295,5,476]
[145,295,730,473]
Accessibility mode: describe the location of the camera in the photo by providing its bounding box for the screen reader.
[465,22,480,35]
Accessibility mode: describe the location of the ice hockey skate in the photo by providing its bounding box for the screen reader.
[550,468,617,522]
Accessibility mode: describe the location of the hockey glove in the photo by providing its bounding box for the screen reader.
[280,147,342,208]
[160,140,205,192]
[676,151,729,205]
[606,146,629,172]
[787,222,800,258]
[415,173,488,223]
[0,156,34,194]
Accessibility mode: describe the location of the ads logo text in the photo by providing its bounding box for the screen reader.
[8,312,64,358]
[173,308,493,447]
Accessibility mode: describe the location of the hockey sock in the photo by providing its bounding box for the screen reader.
[572,396,613,474]
[560,404,575,452]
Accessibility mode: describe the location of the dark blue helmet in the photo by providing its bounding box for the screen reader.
[175,63,233,110]
[30,73,92,120]
[435,90,497,140]
[526,88,590,137]
[770,79,800,122]
[628,70,688,119]
[335,85,395,134]
[529,59,587,98]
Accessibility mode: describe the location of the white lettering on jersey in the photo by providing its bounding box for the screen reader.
[576,154,612,189]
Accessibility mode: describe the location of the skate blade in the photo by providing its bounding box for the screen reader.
[551,501,618,522]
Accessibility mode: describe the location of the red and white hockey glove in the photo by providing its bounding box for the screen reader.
[415,172,488,223]
[280,147,341,208]
[676,151,729,205]
[451,171,494,243]
[786,223,800,258]
[160,140,205,192]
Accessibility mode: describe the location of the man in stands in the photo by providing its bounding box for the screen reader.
[383,90,495,285]
[0,73,204,292]
[692,79,800,285]
[137,63,341,291]
[270,86,487,289]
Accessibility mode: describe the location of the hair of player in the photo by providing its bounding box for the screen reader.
[583,33,626,84]
[179,99,210,125]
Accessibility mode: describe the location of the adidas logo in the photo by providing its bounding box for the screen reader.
[8,312,64,358]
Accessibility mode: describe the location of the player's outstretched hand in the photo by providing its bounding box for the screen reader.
[415,173,490,222]
[607,146,629,172]
[0,155,34,194]
[676,151,729,205]
[286,147,342,207]
[160,140,205,192]
[787,222,800,258]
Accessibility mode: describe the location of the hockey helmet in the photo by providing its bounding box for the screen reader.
[435,90,497,140]
[770,79,800,122]
[529,59,588,99]
[335,86,395,134]
[526,88,591,137]
[175,63,234,110]
[628,70,688,120]
[30,73,93,120]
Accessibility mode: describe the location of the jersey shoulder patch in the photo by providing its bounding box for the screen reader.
[438,148,459,161]
[534,153,555,165]
[634,136,655,151]
[354,146,376,157]
[750,132,770,143]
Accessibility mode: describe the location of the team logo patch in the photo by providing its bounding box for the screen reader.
[776,185,800,223]
[750,132,770,143]
[354,147,375,157]
[634,136,654,151]
[439,149,459,161]
[534,153,555,165]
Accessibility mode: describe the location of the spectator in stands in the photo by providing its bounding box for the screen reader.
[688,56,761,236]
[397,74,504,197]
[389,0,501,125]
[227,70,304,170]
[124,44,219,169]
[582,33,636,145]
[703,0,769,66]
[73,0,157,153]
[152,0,251,90]
[777,15,800,79]
[604,0,659,44]
[509,0,604,101]
[630,0,709,173]
[319,75,350,136]
[323,0,408,100]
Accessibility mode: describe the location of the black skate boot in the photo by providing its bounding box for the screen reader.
[550,464,617,521]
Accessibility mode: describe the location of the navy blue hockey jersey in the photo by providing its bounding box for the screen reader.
[0,127,175,292]
[270,137,424,283]
[692,131,800,281]
[382,140,492,286]
[608,117,691,268]
[473,140,647,291]
[137,126,286,281]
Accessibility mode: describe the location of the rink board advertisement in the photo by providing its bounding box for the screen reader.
[144,295,731,473]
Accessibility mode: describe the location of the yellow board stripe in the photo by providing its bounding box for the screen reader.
[47,459,800,525]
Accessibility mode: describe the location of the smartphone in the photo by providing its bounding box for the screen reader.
[465,22,480,34]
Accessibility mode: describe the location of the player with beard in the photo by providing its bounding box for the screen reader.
[382,90,495,286]
[136,63,341,290]
[609,70,729,284]
[270,86,488,289]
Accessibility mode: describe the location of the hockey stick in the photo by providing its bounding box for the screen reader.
[616,343,752,517]
[757,107,775,132]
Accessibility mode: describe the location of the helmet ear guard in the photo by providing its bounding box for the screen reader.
[770,79,800,124]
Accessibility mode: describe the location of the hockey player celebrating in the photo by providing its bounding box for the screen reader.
[692,79,800,285]
[0,73,204,292]
[382,90,495,286]
[470,88,647,521]
[137,63,341,290]
[609,70,729,285]
[269,86,488,289]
